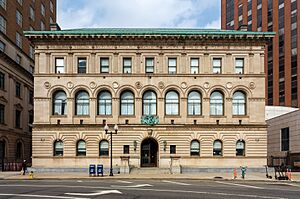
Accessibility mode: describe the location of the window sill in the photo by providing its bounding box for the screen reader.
[232,115,249,118]
[0,88,7,92]
[51,115,67,118]
[210,115,226,118]
[164,115,181,118]
[15,96,22,100]
[187,115,204,118]
[74,115,90,118]
[96,115,113,118]
[119,115,136,118]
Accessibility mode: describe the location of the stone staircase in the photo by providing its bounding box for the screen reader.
[130,167,171,174]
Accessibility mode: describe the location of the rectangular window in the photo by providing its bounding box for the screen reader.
[50,17,53,24]
[16,82,21,97]
[123,58,132,74]
[0,104,4,124]
[29,90,33,105]
[190,58,199,74]
[0,15,6,34]
[29,6,35,21]
[0,0,6,10]
[16,32,22,48]
[29,65,34,74]
[50,1,54,13]
[123,145,129,154]
[212,58,222,74]
[15,109,21,128]
[145,58,154,73]
[170,145,176,154]
[168,58,177,74]
[40,21,45,30]
[41,3,45,16]
[235,58,244,74]
[16,10,22,27]
[55,58,64,73]
[0,40,5,52]
[281,127,289,151]
[100,58,109,73]
[77,58,87,73]
[0,72,4,90]
[29,111,33,132]
[29,45,34,59]
[16,54,21,65]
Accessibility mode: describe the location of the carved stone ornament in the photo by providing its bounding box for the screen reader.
[203,82,210,89]
[135,81,142,89]
[44,82,51,89]
[249,82,256,90]
[67,81,74,89]
[89,81,96,89]
[112,82,119,89]
[158,81,165,89]
[226,82,233,89]
[181,82,187,89]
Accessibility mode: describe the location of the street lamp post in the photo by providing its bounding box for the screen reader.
[104,123,118,176]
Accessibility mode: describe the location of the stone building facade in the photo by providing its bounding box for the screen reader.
[25,28,274,172]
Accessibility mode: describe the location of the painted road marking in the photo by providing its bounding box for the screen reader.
[65,190,122,196]
[0,193,88,199]
[111,184,153,188]
[116,180,133,184]
[215,181,264,189]
[162,180,191,186]
[0,184,288,199]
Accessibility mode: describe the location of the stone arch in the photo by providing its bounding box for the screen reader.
[47,85,70,98]
[207,85,229,98]
[185,85,205,98]
[139,85,162,99]
[94,85,116,98]
[230,85,252,98]
[116,85,138,98]
[162,85,184,97]
[70,85,92,98]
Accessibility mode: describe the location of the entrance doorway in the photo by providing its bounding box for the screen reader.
[141,138,158,167]
[0,140,5,171]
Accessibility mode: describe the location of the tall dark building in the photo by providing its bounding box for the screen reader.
[0,0,56,171]
[222,0,300,107]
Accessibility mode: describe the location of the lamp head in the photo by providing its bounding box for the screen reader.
[104,124,109,131]
[114,124,118,131]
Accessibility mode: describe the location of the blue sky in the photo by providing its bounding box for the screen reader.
[57,0,221,29]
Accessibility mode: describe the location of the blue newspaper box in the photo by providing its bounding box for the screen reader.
[97,164,103,176]
[89,164,96,176]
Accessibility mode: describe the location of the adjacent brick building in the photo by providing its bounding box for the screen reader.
[0,0,56,171]
[221,0,300,107]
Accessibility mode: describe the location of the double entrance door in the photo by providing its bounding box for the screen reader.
[141,138,158,167]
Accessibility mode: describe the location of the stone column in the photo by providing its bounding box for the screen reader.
[157,97,164,123]
[90,98,96,123]
[113,53,119,73]
[135,97,142,122]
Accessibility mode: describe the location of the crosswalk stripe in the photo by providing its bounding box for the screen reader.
[162,180,191,186]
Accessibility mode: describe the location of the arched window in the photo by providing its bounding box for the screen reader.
[213,140,222,156]
[210,91,224,115]
[98,91,112,115]
[76,140,86,156]
[120,91,134,115]
[53,91,67,115]
[99,140,109,156]
[188,91,201,115]
[75,91,89,115]
[54,140,63,156]
[236,140,245,156]
[190,140,200,156]
[143,91,157,115]
[16,142,23,159]
[165,91,179,115]
[232,91,246,115]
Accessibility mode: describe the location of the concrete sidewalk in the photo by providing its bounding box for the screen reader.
[1,171,300,182]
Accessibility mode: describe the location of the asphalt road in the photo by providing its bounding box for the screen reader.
[0,179,299,199]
